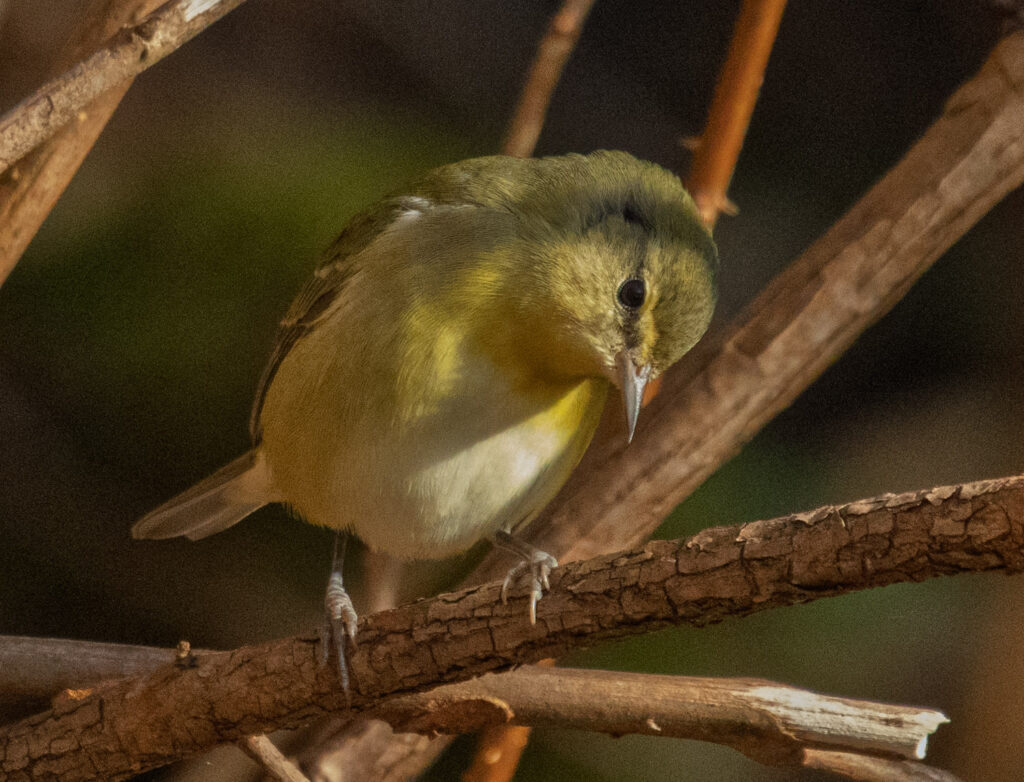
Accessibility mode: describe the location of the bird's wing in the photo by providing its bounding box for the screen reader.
[247,158,523,442]
[249,199,408,441]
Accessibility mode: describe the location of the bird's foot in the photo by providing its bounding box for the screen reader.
[496,531,558,625]
[320,569,358,697]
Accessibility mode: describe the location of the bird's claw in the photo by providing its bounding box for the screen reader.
[500,548,557,625]
[320,570,358,696]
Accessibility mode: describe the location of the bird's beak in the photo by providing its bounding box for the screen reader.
[616,350,651,443]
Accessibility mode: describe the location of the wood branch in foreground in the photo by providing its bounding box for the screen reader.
[501,0,595,157]
[0,0,248,176]
[0,0,165,287]
[2,472,1022,779]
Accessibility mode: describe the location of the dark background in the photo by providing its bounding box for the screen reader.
[1,1,1023,779]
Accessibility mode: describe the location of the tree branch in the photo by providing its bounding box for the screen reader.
[2,472,1021,779]
[0,0,248,176]
[0,0,164,288]
[0,643,950,779]
[803,749,962,782]
[685,0,787,228]
[238,735,310,782]
[501,0,596,157]
[373,667,950,771]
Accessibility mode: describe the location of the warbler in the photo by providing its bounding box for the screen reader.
[133,151,717,687]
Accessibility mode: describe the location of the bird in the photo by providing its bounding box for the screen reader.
[132,150,718,690]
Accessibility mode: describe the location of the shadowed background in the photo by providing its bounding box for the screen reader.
[1,1,1023,779]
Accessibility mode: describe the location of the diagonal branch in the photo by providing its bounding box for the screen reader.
[0,0,164,288]
[2,471,1022,779]
[501,0,596,158]
[685,0,788,228]
[372,667,950,772]
[0,0,248,177]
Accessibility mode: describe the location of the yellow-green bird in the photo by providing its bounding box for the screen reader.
[133,150,717,687]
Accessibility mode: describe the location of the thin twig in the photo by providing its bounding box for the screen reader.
[685,0,787,228]
[501,0,596,157]
[461,658,554,782]
[0,636,182,704]
[0,0,248,175]
[1,471,1022,779]
[238,735,311,782]
[0,0,164,287]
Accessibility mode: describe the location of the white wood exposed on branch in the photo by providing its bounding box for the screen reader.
[0,640,949,771]
[238,735,310,782]
[374,667,949,765]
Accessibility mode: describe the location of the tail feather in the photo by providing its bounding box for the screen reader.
[132,451,274,541]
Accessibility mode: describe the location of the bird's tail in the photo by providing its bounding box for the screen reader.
[132,451,275,541]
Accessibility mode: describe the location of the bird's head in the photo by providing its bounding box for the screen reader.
[507,151,718,440]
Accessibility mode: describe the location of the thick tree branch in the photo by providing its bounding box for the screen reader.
[501,0,596,158]
[2,472,1021,779]
[0,644,950,779]
[0,0,247,176]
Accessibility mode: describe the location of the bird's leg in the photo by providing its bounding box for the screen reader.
[320,532,358,695]
[494,530,558,625]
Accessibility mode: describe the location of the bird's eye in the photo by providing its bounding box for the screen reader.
[617,278,646,309]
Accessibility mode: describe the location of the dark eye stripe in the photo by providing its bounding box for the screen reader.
[622,204,647,228]
[618,278,646,309]
[584,201,652,232]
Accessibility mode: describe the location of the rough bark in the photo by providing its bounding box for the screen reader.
[1,473,1021,780]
